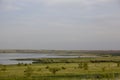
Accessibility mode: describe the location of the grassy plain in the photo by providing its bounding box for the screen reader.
[1,56,120,80]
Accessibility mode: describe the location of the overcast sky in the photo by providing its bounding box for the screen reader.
[0,0,120,50]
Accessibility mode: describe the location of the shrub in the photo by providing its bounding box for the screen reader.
[78,62,83,69]
[49,68,60,75]
[102,67,106,72]
[24,66,33,77]
[1,65,7,72]
[61,67,66,70]
[117,62,120,67]
[45,66,49,69]
[83,62,88,70]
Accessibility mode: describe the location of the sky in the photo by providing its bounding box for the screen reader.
[0,0,120,50]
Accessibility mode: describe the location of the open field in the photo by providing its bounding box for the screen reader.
[1,56,120,80]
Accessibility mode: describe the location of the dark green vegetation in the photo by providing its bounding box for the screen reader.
[1,56,120,80]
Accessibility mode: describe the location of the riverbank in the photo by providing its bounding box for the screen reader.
[0,53,98,65]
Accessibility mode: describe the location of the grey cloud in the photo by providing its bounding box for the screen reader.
[0,0,120,50]
[0,0,118,11]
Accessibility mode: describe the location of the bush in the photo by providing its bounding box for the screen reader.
[24,66,33,77]
[117,62,120,67]
[1,65,7,72]
[45,66,49,69]
[102,67,106,72]
[83,62,88,70]
[49,68,60,75]
[61,67,66,70]
[78,62,84,69]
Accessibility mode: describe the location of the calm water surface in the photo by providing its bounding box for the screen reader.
[0,53,79,65]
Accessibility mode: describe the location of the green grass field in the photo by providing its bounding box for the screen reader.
[1,56,120,80]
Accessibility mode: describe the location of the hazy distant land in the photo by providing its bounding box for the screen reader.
[0,49,120,56]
